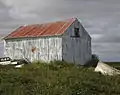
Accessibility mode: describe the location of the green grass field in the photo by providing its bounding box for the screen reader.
[105,62,120,69]
[0,61,120,95]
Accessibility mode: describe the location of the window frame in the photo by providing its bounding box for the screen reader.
[74,28,80,38]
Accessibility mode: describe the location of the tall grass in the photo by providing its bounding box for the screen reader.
[0,61,120,95]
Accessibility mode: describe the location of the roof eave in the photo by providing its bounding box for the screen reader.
[4,34,63,40]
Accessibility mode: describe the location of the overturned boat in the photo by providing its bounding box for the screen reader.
[0,57,31,68]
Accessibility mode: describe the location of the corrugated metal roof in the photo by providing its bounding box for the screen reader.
[5,18,76,39]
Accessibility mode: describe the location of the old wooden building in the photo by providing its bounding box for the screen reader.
[3,18,91,65]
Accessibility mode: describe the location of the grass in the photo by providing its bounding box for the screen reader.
[0,61,120,95]
[105,62,120,69]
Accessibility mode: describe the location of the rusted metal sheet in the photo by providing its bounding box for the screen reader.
[5,18,76,39]
[4,37,62,62]
[4,18,91,65]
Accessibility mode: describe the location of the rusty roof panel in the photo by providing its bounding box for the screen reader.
[5,18,76,39]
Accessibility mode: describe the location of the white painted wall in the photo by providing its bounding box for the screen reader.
[4,19,91,65]
[62,19,91,65]
[4,37,62,62]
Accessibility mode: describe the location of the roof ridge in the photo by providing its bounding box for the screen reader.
[4,17,78,39]
[21,18,76,27]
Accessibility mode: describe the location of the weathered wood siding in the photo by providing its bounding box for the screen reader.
[4,37,62,62]
[4,19,91,65]
[62,19,91,65]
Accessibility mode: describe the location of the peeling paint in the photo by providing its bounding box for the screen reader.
[4,37,62,62]
[4,19,91,65]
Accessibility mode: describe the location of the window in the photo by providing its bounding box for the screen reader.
[74,28,80,37]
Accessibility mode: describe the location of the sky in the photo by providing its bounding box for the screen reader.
[0,0,120,61]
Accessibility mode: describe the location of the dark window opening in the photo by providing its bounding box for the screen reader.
[74,28,80,37]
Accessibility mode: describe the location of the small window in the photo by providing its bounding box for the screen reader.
[74,28,80,37]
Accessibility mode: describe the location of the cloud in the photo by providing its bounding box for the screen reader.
[91,34,103,40]
[0,0,120,61]
[92,43,120,61]
[1,0,68,19]
[1,0,48,19]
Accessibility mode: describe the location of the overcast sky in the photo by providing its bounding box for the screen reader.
[0,0,120,61]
